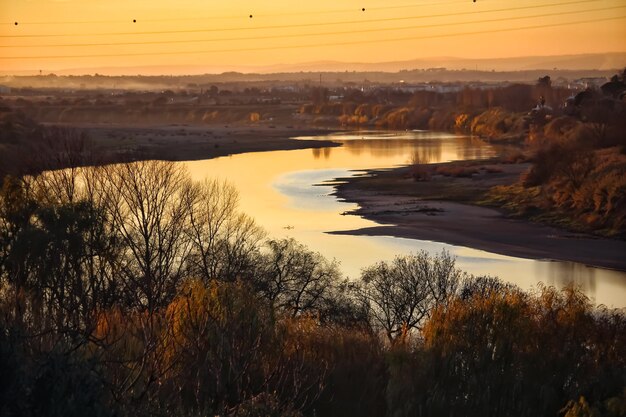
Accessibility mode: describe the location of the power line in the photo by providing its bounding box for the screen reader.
[1,0,470,25]
[0,0,606,38]
[1,14,623,60]
[2,4,622,49]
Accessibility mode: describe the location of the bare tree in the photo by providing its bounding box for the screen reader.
[185,179,265,283]
[99,160,195,312]
[255,238,343,319]
[358,250,464,343]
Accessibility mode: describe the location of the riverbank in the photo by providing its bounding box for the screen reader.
[331,160,626,271]
[0,113,343,177]
[70,123,342,162]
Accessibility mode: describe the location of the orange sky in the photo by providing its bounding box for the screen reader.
[1,0,625,73]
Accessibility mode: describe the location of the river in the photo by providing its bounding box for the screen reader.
[184,130,626,308]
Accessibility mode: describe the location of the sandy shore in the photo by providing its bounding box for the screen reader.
[332,163,626,271]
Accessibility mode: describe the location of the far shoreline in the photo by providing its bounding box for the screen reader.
[66,122,344,163]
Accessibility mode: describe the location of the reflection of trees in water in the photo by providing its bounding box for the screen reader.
[311,147,333,159]
[456,136,494,161]
[536,261,597,297]
[312,135,495,164]
[409,144,443,165]
[341,139,444,162]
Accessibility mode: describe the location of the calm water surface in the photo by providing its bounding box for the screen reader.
[184,131,626,308]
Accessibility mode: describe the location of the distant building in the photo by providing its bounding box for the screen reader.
[272,86,298,93]
[393,83,465,94]
[434,84,464,93]
[574,77,608,89]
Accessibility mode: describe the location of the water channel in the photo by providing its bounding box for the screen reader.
[184,131,626,308]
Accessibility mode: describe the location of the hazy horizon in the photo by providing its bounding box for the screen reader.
[1,51,624,77]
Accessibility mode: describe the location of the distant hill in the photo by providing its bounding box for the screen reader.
[1,52,624,77]
[278,53,626,73]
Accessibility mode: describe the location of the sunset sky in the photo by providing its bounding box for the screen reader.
[1,0,625,73]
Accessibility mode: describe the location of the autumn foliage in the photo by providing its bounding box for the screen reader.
[2,74,626,414]
[0,161,623,417]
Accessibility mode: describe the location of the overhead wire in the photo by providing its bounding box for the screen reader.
[1,14,623,60]
[1,0,472,25]
[1,4,622,48]
[0,0,608,38]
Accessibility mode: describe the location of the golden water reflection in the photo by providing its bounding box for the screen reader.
[184,131,626,308]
